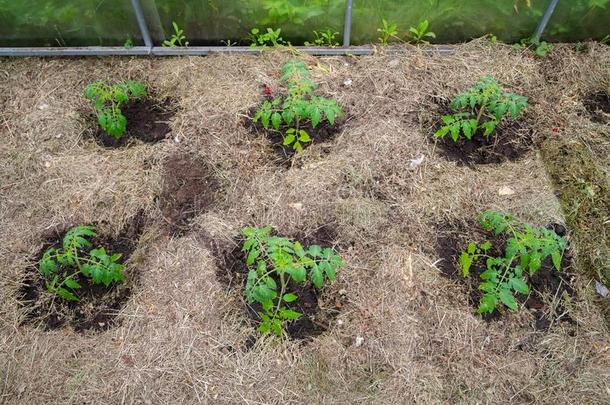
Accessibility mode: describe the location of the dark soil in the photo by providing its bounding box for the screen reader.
[212,225,343,342]
[159,153,221,236]
[92,98,175,147]
[18,213,147,333]
[582,91,610,124]
[427,100,534,165]
[244,105,345,166]
[434,220,575,330]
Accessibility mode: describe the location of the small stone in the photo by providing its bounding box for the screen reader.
[38,103,49,110]
[336,319,344,327]
[498,186,515,196]
[44,161,51,168]
[389,59,400,67]
[354,336,364,347]
[338,289,347,295]
[343,78,352,86]
[174,136,181,143]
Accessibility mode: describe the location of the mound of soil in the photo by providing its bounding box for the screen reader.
[92,98,175,147]
[212,225,343,342]
[582,91,610,124]
[434,220,575,330]
[427,100,534,165]
[244,105,344,165]
[159,153,221,235]
[18,213,147,333]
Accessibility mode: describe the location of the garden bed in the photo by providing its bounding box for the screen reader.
[0,41,609,403]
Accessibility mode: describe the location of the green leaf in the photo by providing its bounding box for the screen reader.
[311,267,324,289]
[271,112,282,130]
[311,107,321,128]
[551,250,562,271]
[283,133,295,146]
[64,278,82,290]
[57,288,79,302]
[283,293,298,302]
[510,277,529,295]
[459,252,473,277]
[478,293,497,314]
[308,245,322,257]
[247,248,259,265]
[498,289,518,311]
[298,130,311,143]
[279,308,302,320]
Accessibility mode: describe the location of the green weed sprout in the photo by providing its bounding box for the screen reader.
[253,59,343,152]
[39,225,125,301]
[241,226,343,338]
[460,211,567,314]
[377,19,398,46]
[84,80,147,138]
[249,27,287,49]
[163,22,189,47]
[434,76,527,142]
[408,20,436,45]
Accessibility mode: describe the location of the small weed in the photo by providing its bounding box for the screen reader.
[408,20,436,45]
[163,22,189,47]
[305,29,340,47]
[460,211,567,314]
[241,226,343,338]
[253,59,343,152]
[249,27,287,49]
[514,37,554,57]
[434,76,527,142]
[84,80,148,138]
[600,34,609,45]
[123,37,133,49]
[39,226,125,302]
[377,19,398,46]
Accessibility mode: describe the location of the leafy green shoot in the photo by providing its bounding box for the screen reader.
[241,226,343,338]
[377,19,398,46]
[163,21,189,47]
[249,27,288,49]
[253,59,343,152]
[305,29,340,48]
[408,20,436,45]
[459,211,567,314]
[39,225,125,301]
[434,76,527,142]
[84,80,148,138]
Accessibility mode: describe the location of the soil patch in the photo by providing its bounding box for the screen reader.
[244,106,345,166]
[425,100,534,165]
[582,90,610,124]
[18,213,147,333]
[434,220,575,330]
[92,98,175,147]
[159,153,221,236]
[212,225,343,342]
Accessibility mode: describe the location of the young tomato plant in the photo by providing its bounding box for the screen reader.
[253,59,343,152]
[434,76,528,142]
[305,29,340,47]
[241,226,343,338]
[84,80,147,138]
[163,21,189,47]
[249,27,287,49]
[39,225,125,302]
[459,211,567,314]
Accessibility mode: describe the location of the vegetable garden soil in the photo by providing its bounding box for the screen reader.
[18,213,146,332]
[582,90,610,124]
[1,43,609,404]
[92,98,175,147]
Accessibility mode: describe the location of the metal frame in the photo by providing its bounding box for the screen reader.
[0,0,560,57]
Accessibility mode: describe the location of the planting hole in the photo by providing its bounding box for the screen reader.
[245,106,345,166]
[92,98,176,147]
[159,153,221,235]
[434,221,576,330]
[18,213,147,333]
[582,91,610,124]
[427,100,534,165]
[212,225,344,342]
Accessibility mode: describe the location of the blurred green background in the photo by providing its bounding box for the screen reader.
[0,0,607,47]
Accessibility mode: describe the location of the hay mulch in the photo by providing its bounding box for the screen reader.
[0,41,609,403]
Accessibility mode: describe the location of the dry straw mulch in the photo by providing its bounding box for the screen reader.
[0,41,609,403]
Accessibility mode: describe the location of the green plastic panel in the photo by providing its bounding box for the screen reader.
[352,0,610,44]
[0,0,143,47]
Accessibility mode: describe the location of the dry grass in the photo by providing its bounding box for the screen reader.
[1,41,609,403]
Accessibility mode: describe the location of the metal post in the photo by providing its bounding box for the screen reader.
[533,0,559,40]
[343,0,353,47]
[130,0,153,52]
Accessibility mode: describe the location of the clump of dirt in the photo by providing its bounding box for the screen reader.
[18,213,147,333]
[92,98,175,147]
[540,138,610,324]
[434,220,575,330]
[424,99,534,165]
[582,90,610,124]
[244,106,345,165]
[159,153,221,236]
[212,225,343,342]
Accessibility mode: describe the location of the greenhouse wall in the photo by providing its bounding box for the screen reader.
[0,0,608,47]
